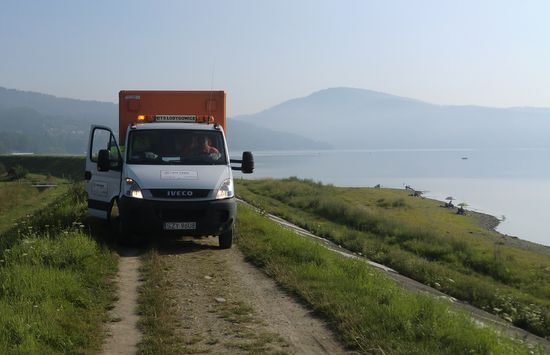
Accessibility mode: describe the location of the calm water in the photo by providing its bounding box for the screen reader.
[233,149,550,246]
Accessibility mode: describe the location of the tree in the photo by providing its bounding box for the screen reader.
[7,164,28,180]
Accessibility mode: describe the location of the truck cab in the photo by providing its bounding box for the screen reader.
[84,91,253,248]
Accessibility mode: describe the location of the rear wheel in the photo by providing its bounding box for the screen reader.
[219,228,233,249]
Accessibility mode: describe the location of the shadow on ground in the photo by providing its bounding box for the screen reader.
[86,216,220,257]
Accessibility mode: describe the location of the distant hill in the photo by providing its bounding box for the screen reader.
[0,87,116,126]
[0,87,117,154]
[226,120,331,151]
[0,87,329,154]
[4,85,547,153]
[0,107,88,153]
[235,87,550,149]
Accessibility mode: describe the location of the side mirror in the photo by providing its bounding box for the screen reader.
[97,149,110,172]
[241,151,254,174]
[230,151,254,173]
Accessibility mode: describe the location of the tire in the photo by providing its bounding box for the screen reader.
[219,228,233,249]
[110,199,145,246]
[107,198,119,224]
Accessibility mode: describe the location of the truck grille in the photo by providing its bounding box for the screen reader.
[150,189,211,199]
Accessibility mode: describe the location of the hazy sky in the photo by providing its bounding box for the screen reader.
[1,0,549,115]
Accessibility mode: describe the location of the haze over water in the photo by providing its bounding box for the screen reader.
[235,148,550,246]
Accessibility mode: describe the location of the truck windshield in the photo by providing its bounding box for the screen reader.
[127,129,227,165]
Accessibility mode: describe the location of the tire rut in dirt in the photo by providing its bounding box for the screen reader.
[153,237,352,354]
[102,247,143,355]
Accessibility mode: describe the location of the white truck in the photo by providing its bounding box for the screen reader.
[84,90,253,248]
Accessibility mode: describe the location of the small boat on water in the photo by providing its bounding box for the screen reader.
[461,157,468,160]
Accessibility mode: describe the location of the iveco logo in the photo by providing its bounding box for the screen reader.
[167,190,193,197]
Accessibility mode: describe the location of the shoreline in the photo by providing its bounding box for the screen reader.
[468,210,501,231]
[425,195,550,255]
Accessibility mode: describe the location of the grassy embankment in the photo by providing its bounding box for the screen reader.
[0,174,67,233]
[0,169,117,353]
[236,204,541,354]
[236,178,550,340]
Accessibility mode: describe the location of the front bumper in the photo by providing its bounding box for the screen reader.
[118,196,236,237]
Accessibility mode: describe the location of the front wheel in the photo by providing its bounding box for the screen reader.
[219,228,233,249]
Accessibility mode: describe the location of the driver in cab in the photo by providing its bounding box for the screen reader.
[197,136,219,155]
[181,135,221,160]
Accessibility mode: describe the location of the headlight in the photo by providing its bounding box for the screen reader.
[124,178,143,199]
[216,178,234,199]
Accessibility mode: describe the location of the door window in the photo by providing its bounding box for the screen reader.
[90,128,121,168]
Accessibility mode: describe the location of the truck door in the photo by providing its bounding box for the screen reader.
[85,125,122,220]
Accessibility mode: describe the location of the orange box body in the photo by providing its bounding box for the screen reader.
[118,90,226,143]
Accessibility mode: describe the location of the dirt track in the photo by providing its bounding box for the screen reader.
[102,249,142,355]
[102,237,351,354]
[153,237,351,354]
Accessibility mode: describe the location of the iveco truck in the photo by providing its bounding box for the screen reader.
[84,91,253,248]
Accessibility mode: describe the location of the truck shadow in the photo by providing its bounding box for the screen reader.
[87,218,220,257]
[86,217,146,257]
[153,237,221,256]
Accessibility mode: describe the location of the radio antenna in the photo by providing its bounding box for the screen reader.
[207,60,216,118]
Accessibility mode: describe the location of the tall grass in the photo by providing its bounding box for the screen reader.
[236,205,540,354]
[236,177,550,339]
[0,183,117,354]
[0,183,85,252]
[0,180,69,234]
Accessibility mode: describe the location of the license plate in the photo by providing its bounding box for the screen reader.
[164,222,196,230]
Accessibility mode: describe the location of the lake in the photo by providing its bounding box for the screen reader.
[233,148,550,246]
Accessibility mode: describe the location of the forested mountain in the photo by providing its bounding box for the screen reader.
[235,87,550,149]
[0,87,329,154]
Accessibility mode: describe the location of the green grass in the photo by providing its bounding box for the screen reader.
[0,182,118,354]
[137,249,185,355]
[236,177,550,339]
[0,175,69,234]
[236,204,542,354]
[0,183,84,252]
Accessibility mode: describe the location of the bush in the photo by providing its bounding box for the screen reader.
[7,164,28,180]
[0,162,5,177]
